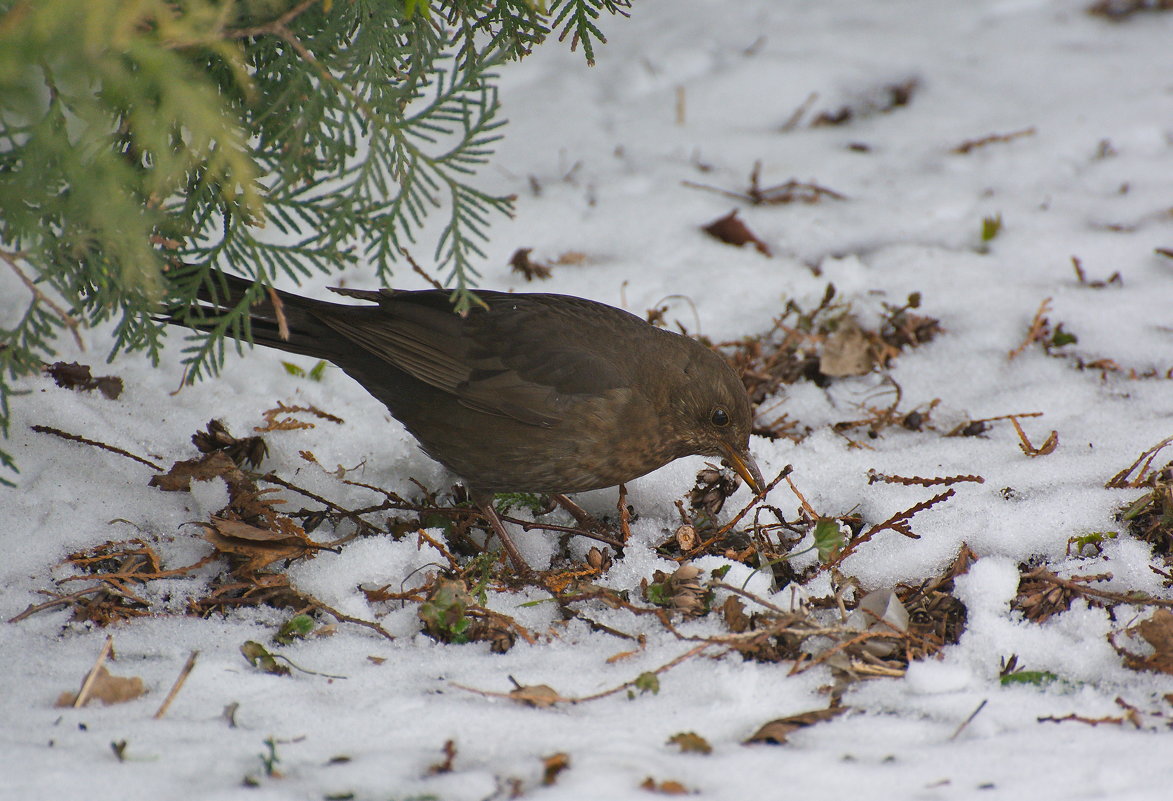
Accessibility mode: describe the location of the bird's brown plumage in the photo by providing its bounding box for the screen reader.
[170,270,764,569]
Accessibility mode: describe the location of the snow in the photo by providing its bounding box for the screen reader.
[4,1,1173,799]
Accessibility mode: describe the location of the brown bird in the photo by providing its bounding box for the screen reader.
[169,270,763,572]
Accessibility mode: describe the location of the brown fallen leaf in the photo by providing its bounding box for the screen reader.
[429,739,457,775]
[702,210,771,256]
[192,419,268,468]
[510,247,554,281]
[197,516,319,575]
[720,595,751,634]
[509,683,563,708]
[149,450,252,494]
[641,777,691,795]
[667,731,712,755]
[820,317,875,377]
[542,752,570,785]
[744,706,846,745]
[56,665,146,707]
[44,361,123,400]
[1120,609,1173,675]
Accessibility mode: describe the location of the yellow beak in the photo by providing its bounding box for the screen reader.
[719,444,765,496]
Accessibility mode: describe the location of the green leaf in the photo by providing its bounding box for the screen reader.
[646,581,671,607]
[275,613,316,644]
[632,672,660,696]
[1000,670,1060,687]
[1049,323,1078,348]
[241,641,291,676]
[813,518,844,562]
[981,214,1003,242]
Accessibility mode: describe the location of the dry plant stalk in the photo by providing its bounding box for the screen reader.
[953,126,1037,154]
[1008,297,1052,359]
[868,470,985,487]
[1009,416,1059,456]
[1106,435,1173,488]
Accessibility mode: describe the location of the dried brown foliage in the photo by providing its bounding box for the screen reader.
[709,285,939,444]
[1110,437,1173,556]
[43,361,123,400]
[701,209,771,256]
[684,162,847,205]
[509,247,554,281]
[1087,0,1173,19]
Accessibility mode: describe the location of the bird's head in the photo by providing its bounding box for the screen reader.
[667,345,764,496]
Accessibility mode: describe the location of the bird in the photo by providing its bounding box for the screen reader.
[167,269,764,573]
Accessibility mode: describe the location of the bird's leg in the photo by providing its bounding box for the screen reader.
[478,501,534,577]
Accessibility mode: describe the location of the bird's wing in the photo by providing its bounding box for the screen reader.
[318,292,632,427]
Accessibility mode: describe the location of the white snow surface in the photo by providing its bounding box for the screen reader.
[4,1,1173,799]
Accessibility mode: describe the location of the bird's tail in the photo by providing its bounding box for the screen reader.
[163,267,357,362]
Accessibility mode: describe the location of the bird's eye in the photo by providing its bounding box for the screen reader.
[710,408,730,427]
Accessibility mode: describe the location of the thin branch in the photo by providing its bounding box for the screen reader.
[30,425,162,471]
[154,651,200,719]
[1,249,85,349]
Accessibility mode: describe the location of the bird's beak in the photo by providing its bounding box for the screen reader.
[720,444,765,497]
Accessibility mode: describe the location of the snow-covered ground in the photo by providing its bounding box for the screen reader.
[4,1,1173,799]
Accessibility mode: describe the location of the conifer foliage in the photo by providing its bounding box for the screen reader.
[0,0,632,484]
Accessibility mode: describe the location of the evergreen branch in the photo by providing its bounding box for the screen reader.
[0,0,635,479]
[1,249,84,351]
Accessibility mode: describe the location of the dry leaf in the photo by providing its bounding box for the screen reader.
[44,361,123,400]
[542,752,570,785]
[510,248,553,281]
[702,210,771,256]
[606,648,642,664]
[820,317,875,377]
[1121,609,1173,675]
[508,684,563,708]
[149,451,251,494]
[667,731,712,755]
[56,666,146,707]
[641,777,691,795]
[721,595,751,633]
[745,707,846,745]
[198,516,316,575]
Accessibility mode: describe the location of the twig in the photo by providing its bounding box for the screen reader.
[823,489,956,569]
[867,470,985,487]
[1008,415,1058,456]
[154,651,199,719]
[952,127,1036,154]
[416,528,462,571]
[784,470,817,518]
[452,642,713,706]
[1105,435,1173,488]
[1023,567,1173,608]
[7,586,107,623]
[1008,297,1051,359]
[1,249,85,349]
[224,0,375,121]
[309,598,397,642]
[683,465,793,558]
[949,699,988,740]
[780,91,819,131]
[710,582,791,615]
[30,425,162,471]
[398,247,446,291]
[73,636,115,708]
